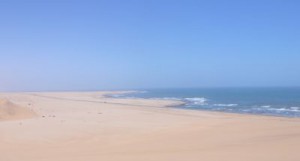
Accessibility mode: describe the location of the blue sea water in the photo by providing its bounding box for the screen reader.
[111,88,300,117]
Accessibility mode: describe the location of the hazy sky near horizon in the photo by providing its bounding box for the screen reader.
[1,0,300,91]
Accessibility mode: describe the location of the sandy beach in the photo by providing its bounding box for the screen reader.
[0,91,299,161]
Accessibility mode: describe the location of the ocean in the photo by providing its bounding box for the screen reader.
[111,87,300,117]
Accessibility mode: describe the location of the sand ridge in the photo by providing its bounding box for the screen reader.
[0,98,36,121]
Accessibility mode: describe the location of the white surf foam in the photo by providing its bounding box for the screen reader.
[290,107,300,111]
[184,97,207,105]
[214,104,238,107]
[264,107,300,112]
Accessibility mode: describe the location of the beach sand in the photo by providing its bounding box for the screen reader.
[0,91,299,161]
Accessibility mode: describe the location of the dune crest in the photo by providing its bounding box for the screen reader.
[0,99,36,121]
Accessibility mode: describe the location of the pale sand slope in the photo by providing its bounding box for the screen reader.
[0,92,300,161]
[0,98,36,121]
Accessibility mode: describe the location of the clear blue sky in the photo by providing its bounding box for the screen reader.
[1,0,299,91]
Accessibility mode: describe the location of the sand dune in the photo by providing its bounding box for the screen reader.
[0,98,36,121]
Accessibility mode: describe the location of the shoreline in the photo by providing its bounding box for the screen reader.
[1,91,300,161]
[2,90,300,121]
[105,91,300,119]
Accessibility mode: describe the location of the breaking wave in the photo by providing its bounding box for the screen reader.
[214,104,238,107]
[184,97,208,105]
